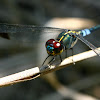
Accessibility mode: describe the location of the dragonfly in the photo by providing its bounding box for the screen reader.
[0,23,100,66]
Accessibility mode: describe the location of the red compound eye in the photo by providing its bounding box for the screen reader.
[53,42,61,48]
[45,39,64,56]
[46,39,56,46]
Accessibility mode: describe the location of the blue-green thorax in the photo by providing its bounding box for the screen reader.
[57,31,78,49]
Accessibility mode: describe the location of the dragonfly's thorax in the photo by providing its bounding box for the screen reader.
[45,39,64,56]
[57,31,78,49]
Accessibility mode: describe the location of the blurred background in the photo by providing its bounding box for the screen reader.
[0,0,100,100]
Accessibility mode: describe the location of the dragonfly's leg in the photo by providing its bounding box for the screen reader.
[65,46,68,58]
[42,55,50,66]
[70,48,75,65]
[48,56,56,65]
[59,54,62,62]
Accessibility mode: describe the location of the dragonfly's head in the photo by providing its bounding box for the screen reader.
[45,39,64,56]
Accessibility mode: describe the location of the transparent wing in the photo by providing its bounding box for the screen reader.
[0,23,67,69]
[70,32,100,56]
[0,23,66,43]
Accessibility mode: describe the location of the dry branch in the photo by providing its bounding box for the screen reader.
[0,47,100,87]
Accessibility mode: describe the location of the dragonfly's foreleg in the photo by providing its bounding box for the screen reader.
[49,55,62,65]
[48,56,56,65]
[42,55,50,66]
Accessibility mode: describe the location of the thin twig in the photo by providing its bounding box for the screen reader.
[42,73,98,100]
[0,47,100,87]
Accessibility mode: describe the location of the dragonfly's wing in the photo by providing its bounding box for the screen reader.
[0,24,67,69]
[70,32,100,56]
[0,23,66,43]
